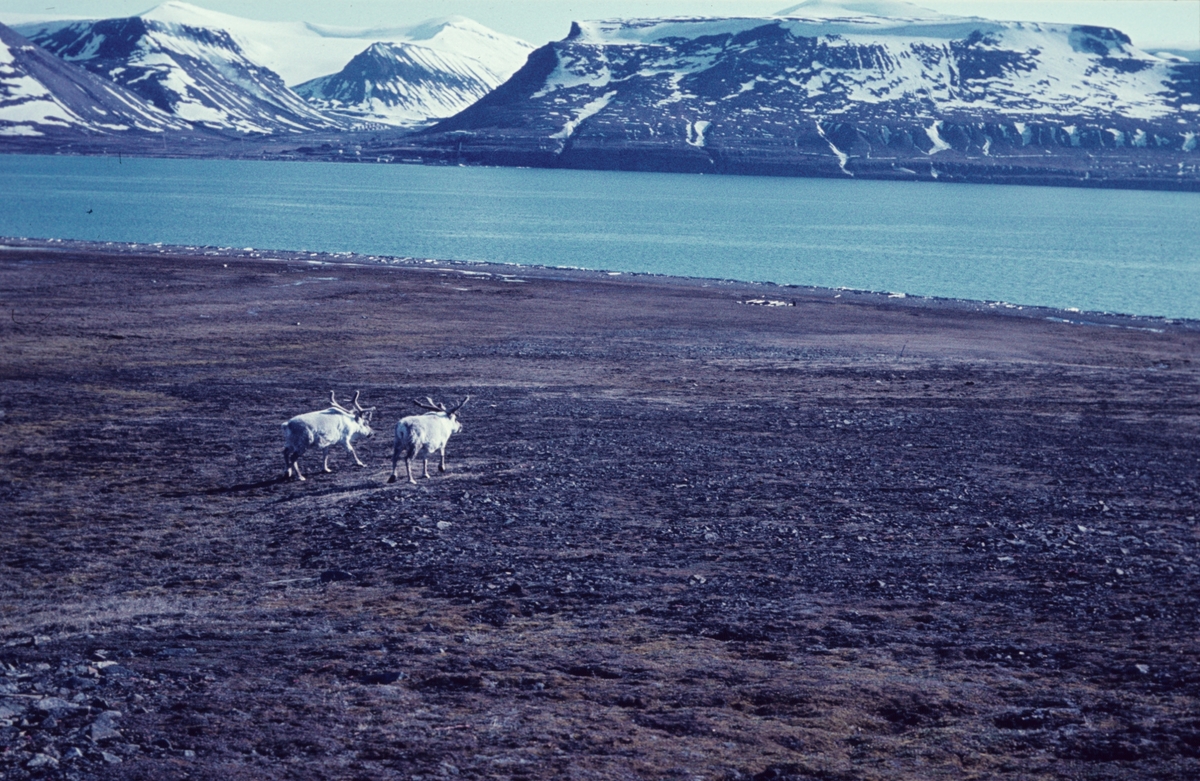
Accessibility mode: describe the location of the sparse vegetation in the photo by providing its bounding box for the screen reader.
[1,241,1198,780]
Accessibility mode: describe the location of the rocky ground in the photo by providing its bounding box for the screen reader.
[1,240,1198,780]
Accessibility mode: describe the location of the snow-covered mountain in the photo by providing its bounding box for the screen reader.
[128,3,532,89]
[15,6,341,133]
[0,21,188,139]
[13,3,534,130]
[293,18,536,127]
[413,0,1199,187]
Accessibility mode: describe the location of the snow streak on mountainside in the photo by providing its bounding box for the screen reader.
[414,1,1199,187]
[0,22,187,138]
[17,10,339,133]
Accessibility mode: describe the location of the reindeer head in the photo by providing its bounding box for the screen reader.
[332,390,375,437]
[413,395,470,433]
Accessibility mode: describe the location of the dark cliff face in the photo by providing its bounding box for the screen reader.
[405,17,1200,190]
[424,45,561,134]
[21,17,339,133]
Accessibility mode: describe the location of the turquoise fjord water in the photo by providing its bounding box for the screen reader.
[3,153,1197,319]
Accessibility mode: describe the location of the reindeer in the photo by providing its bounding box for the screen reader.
[282,391,375,481]
[388,396,470,484]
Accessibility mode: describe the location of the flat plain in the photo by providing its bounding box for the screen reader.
[1,241,1198,780]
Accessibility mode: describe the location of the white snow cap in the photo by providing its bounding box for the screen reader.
[775,1,948,19]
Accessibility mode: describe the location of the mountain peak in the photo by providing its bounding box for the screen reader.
[140,1,234,26]
[402,16,478,40]
[294,20,533,128]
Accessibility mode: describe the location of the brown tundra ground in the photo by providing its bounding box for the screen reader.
[1,240,1198,781]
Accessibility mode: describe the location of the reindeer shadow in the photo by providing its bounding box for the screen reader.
[161,475,289,498]
[269,476,387,502]
[164,472,396,499]
[205,476,292,495]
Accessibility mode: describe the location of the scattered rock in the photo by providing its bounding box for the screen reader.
[156,647,198,658]
[362,671,405,685]
[566,665,622,680]
[90,711,123,742]
[993,707,1084,730]
[28,753,58,768]
[34,697,79,715]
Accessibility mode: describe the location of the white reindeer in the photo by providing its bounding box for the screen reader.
[282,391,375,481]
[388,396,470,484]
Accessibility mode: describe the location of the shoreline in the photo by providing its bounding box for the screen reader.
[4,234,1195,334]
[3,135,1200,194]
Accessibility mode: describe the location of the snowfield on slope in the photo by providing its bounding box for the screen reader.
[555,5,1188,122]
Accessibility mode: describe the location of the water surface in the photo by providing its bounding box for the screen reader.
[3,154,1196,318]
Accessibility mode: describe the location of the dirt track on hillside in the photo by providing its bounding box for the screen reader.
[1,242,1198,780]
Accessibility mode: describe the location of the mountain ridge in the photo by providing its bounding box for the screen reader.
[16,12,341,133]
[0,21,191,140]
[3,2,1197,190]
[14,3,534,131]
[293,40,521,128]
[396,11,1198,189]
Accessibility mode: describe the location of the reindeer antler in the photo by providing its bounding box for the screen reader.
[352,390,364,411]
[448,395,471,416]
[413,397,446,412]
[329,390,351,412]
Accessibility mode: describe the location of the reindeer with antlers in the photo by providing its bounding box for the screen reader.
[388,396,470,484]
[281,391,376,481]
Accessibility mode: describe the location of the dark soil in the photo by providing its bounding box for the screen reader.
[1,240,1198,780]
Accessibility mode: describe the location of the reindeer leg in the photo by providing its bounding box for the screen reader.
[406,457,416,484]
[323,450,333,473]
[439,445,447,473]
[423,457,431,479]
[389,444,405,484]
[285,448,306,481]
[347,440,367,468]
